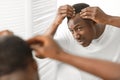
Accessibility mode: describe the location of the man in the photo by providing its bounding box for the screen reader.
[28,35,120,80]
[0,35,39,80]
[29,3,120,80]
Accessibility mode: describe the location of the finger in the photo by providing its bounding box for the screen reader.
[60,7,73,12]
[59,5,75,17]
[59,5,75,16]
[31,45,45,58]
[66,5,75,17]
[80,15,92,19]
[27,38,43,46]
[60,5,75,12]
[59,9,71,14]
[30,44,41,50]
[35,54,45,59]
[60,8,74,13]
[59,13,73,18]
[80,11,92,16]
[67,13,73,18]
[81,7,94,12]
[27,36,46,45]
[27,35,53,47]
[62,12,74,17]
[67,5,75,13]
[80,12,93,19]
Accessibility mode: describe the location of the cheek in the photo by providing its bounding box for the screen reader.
[84,29,94,39]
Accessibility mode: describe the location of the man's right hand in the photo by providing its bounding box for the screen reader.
[55,5,75,25]
[27,35,64,59]
[80,7,108,24]
[45,5,75,37]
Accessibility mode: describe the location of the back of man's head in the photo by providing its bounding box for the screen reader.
[0,35,33,76]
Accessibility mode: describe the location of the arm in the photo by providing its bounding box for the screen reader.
[44,5,75,37]
[27,35,120,80]
[106,15,120,28]
[44,18,60,37]
[80,7,120,28]
[57,51,120,80]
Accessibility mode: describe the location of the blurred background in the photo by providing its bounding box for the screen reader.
[0,0,119,80]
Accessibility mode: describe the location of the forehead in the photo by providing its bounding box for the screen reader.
[68,14,87,29]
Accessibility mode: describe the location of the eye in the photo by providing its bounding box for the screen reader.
[77,27,81,31]
[76,27,83,31]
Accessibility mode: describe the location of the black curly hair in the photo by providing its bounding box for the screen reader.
[0,35,33,76]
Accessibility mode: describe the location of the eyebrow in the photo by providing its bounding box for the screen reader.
[69,23,82,30]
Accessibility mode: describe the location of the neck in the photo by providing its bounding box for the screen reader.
[0,70,27,80]
[0,67,38,80]
[94,24,106,39]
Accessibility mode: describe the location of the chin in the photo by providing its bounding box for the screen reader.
[82,42,90,47]
[82,44,88,47]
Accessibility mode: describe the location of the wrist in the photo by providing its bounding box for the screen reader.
[54,15,64,25]
[105,15,113,24]
[51,50,64,59]
[54,51,69,61]
[52,20,60,27]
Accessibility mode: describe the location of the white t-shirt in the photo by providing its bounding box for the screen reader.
[54,24,120,80]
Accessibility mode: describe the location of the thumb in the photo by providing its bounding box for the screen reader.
[31,45,46,59]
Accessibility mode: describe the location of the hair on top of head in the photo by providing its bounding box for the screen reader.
[72,3,89,14]
[67,3,95,24]
[67,3,89,21]
[0,35,33,76]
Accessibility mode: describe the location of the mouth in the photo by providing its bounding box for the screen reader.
[77,40,84,45]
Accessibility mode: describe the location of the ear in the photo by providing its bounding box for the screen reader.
[90,20,96,25]
[31,60,38,71]
[89,20,98,28]
[27,59,37,71]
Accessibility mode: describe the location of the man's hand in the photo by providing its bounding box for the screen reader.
[27,35,63,59]
[80,7,109,24]
[44,5,75,37]
[0,30,13,36]
[55,5,75,25]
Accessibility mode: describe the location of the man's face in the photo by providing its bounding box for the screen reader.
[68,14,96,47]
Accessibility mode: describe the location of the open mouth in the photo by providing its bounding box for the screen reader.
[77,40,84,45]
